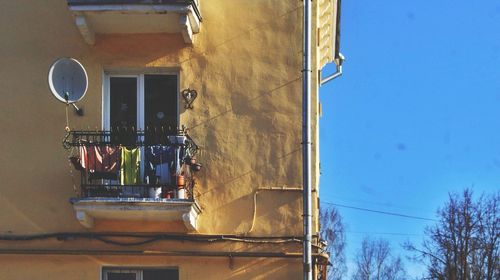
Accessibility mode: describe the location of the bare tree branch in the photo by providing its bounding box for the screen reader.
[352,237,407,280]
[405,189,499,280]
[320,206,347,280]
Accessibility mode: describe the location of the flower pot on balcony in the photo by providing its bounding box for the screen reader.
[176,175,185,187]
[177,188,186,199]
[162,188,174,199]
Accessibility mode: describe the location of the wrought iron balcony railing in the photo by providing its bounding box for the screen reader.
[64,129,200,201]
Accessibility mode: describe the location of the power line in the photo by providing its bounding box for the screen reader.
[328,194,422,213]
[346,231,422,237]
[322,201,437,222]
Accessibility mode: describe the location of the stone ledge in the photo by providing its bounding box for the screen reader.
[70,198,201,231]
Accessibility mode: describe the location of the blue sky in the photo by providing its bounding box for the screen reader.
[319,0,500,277]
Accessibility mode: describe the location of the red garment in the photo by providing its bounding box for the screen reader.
[81,146,120,173]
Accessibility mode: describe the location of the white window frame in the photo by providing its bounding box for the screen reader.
[102,268,141,280]
[102,71,180,132]
[102,267,179,280]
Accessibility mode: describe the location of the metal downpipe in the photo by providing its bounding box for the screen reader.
[302,0,313,280]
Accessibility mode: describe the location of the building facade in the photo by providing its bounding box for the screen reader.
[0,0,341,279]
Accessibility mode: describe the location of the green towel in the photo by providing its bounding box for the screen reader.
[121,147,141,185]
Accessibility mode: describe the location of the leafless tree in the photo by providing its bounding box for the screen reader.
[405,189,499,280]
[352,237,407,280]
[320,206,347,280]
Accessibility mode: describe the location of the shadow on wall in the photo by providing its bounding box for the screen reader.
[92,220,188,233]
[197,179,302,235]
[0,160,88,234]
[190,75,303,198]
[191,83,304,234]
[196,146,302,199]
[87,3,302,73]
[188,77,301,131]
[93,33,190,66]
[228,257,301,280]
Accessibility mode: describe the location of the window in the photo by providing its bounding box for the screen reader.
[103,268,179,280]
[103,73,179,139]
[98,72,181,198]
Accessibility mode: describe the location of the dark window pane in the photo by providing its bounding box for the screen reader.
[107,272,137,280]
[144,75,177,141]
[143,269,179,280]
[110,77,137,144]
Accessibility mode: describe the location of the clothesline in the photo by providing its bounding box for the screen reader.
[63,129,199,157]
[71,144,195,200]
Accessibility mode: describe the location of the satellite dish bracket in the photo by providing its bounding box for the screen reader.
[72,103,84,116]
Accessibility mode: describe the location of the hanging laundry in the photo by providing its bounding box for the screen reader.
[121,147,141,185]
[70,146,87,171]
[79,146,87,169]
[83,145,120,180]
[145,145,175,185]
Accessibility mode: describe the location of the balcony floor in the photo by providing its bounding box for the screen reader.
[70,197,201,231]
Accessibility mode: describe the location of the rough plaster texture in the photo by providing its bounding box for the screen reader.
[0,0,330,278]
[0,255,302,280]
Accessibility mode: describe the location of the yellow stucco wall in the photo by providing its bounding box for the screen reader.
[0,0,329,278]
[0,255,302,280]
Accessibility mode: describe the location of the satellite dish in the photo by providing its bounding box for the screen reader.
[48,58,88,104]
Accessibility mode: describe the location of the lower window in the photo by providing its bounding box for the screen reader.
[103,268,179,280]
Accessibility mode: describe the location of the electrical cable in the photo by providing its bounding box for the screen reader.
[0,249,330,261]
[0,232,305,247]
[65,103,70,132]
[328,194,422,213]
[93,236,163,247]
[346,231,422,237]
[322,201,437,222]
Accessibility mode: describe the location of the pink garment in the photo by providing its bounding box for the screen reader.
[79,146,87,169]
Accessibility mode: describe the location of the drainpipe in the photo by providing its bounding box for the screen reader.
[302,0,313,279]
[320,53,345,86]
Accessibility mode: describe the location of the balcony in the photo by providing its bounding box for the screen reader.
[64,129,202,231]
[66,0,202,44]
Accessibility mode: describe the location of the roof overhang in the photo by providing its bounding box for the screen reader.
[318,0,341,69]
